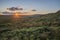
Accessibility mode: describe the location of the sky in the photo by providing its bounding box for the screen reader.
[0,0,60,14]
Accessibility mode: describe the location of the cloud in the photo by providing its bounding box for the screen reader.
[7,7,23,11]
[32,9,37,11]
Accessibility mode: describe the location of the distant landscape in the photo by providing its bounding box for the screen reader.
[0,10,60,40]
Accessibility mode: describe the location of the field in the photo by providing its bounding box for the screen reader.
[0,10,60,40]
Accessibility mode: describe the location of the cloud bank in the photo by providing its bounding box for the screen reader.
[7,7,23,11]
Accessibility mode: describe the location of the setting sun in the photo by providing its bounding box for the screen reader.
[14,12,20,17]
[15,12,19,16]
[12,12,20,19]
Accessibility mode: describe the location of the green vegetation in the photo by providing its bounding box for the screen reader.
[0,10,60,40]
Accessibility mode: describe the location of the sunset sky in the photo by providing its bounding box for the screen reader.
[0,0,60,14]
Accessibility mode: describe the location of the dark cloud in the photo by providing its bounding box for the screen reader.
[32,9,37,11]
[7,7,23,11]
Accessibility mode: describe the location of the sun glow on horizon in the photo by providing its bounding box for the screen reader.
[11,12,21,22]
[13,12,20,19]
[15,12,19,16]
